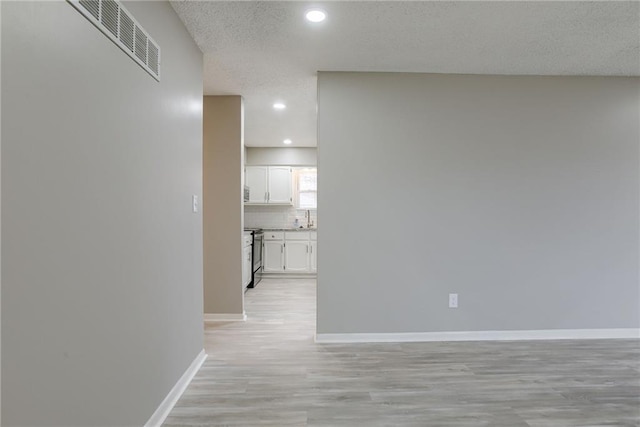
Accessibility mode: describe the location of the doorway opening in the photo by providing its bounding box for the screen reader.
[242,163,317,337]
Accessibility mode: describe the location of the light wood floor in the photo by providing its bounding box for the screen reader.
[164,278,640,426]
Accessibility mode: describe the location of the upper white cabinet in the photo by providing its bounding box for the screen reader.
[245,166,292,205]
[245,166,268,203]
[268,167,293,204]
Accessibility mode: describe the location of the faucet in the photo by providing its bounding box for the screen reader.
[306,210,314,228]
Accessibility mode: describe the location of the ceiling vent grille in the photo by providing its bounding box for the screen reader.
[68,0,160,81]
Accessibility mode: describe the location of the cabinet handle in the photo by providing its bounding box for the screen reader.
[310,245,313,254]
[267,192,270,201]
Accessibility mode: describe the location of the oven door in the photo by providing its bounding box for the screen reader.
[252,232,263,271]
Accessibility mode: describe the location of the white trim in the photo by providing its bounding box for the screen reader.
[144,349,207,427]
[315,328,640,343]
[204,313,247,322]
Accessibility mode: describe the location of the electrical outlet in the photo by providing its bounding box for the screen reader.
[192,195,199,213]
[448,293,458,308]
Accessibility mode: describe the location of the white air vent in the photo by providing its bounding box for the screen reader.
[68,0,160,81]
[119,9,134,53]
[147,40,159,75]
[100,0,118,37]
[134,25,148,63]
[79,0,99,19]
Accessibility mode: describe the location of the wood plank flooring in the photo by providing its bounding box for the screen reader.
[164,279,640,426]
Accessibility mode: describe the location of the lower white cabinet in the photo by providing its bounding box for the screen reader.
[310,241,317,272]
[285,241,310,272]
[263,230,317,273]
[263,240,284,272]
[243,245,252,287]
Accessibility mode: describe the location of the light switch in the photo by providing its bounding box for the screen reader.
[448,293,458,308]
[192,195,198,213]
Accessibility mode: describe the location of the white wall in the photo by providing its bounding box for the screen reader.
[317,72,639,335]
[0,1,3,420]
[2,2,203,425]
[246,147,317,166]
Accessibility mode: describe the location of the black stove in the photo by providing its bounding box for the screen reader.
[244,228,263,287]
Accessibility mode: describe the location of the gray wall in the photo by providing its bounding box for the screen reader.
[246,147,317,166]
[2,2,204,425]
[317,72,639,334]
[203,96,245,316]
[0,2,2,420]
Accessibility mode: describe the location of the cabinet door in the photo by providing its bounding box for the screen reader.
[245,166,268,203]
[310,241,317,273]
[268,167,292,204]
[243,246,252,287]
[285,241,309,272]
[263,240,284,272]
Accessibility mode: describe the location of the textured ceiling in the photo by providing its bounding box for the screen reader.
[170,1,640,147]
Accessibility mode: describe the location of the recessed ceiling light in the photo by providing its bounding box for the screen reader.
[283,139,293,145]
[305,9,326,23]
[273,102,286,110]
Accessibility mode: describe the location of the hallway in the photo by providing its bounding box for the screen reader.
[164,279,640,426]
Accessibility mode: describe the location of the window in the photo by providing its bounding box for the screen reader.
[295,168,317,209]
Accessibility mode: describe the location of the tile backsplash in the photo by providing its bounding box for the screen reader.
[245,205,317,229]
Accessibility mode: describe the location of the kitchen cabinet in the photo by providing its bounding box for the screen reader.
[263,231,285,272]
[245,166,268,203]
[267,166,293,204]
[284,231,315,273]
[245,166,292,205]
[309,231,318,273]
[262,230,317,274]
[309,231,317,273]
[310,242,317,272]
[243,245,252,287]
[285,241,309,272]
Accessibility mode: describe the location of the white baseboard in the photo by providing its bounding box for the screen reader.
[315,328,640,343]
[204,312,247,322]
[144,349,207,427]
